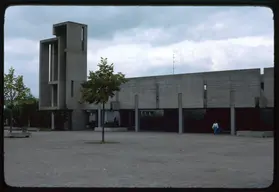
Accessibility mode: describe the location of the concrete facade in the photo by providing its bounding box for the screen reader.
[85,68,268,110]
[39,21,274,132]
[263,67,274,107]
[39,21,88,130]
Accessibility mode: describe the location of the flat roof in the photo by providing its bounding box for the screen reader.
[53,21,87,28]
[40,37,58,44]
[126,68,262,80]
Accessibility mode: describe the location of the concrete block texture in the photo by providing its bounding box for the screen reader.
[157,75,180,109]
[180,74,204,108]
[203,69,261,108]
[118,80,138,109]
[116,69,262,109]
[117,74,204,109]
[230,69,261,107]
[136,77,157,109]
[263,68,274,107]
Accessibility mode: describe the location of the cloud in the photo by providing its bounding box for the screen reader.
[87,34,273,77]
[4,6,274,97]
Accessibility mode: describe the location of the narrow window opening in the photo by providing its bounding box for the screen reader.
[261,82,264,90]
[203,84,207,99]
[203,83,207,108]
[48,44,52,81]
[81,27,84,41]
[71,80,74,97]
[81,26,85,51]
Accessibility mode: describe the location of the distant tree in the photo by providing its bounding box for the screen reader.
[80,57,128,143]
[4,67,33,133]
[19,94,38,129]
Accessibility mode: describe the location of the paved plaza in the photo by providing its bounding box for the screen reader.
[4,131,273,188]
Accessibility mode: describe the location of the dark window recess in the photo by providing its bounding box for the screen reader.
[140,110,164,117]
[255,97,260,108]
[203,84,207,108]
[81,41,85,51]
[71,80,74,97]
[81,26,85,51]
[261,82,264,90]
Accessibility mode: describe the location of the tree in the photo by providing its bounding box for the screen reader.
[80,57,128,143]
[18,94,38,129]
[4,67,33,133]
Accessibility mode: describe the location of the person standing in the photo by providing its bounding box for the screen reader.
[212,122,220,135]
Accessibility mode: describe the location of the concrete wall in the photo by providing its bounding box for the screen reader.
[82,68,265,110]
[39,22,88,130]
[64,23,88,110]
[117,73,204,109]
[57,36,66,109]
[155,74,204,108]
[39,41,52,109]
[180,74,204,108]
[203,71,231,107]
[136,77,157,109]
[118,80,139,109]
[230,69,261,107]
[263,67,274,107]
[203,69,261,108]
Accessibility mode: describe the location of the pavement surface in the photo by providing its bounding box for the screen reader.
[4,131,273,188]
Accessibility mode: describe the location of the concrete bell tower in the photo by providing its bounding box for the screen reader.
[39,21,88,130]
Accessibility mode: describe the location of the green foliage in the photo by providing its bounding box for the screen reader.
[80,57,128,105]
[4,67,33,108]
[4,67,36,130]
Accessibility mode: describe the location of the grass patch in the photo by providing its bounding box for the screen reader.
[85,141,120,144]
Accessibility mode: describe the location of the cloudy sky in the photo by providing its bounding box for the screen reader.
[4,6,273,97]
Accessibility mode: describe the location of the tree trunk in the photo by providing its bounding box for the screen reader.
[102,102,105,143]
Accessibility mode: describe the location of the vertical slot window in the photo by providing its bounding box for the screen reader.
[48,44,52,81]
[203,84,207,99]
[81,26,85,51]
[71,80,74,97]
[261,82,264,90]
[204,83,207,108]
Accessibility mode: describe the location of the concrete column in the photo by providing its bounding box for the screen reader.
[230,88,236,136]
[135,94,139,132]
[178,93,183,134]
[98,107,101,128]
[230,106,235,135]
[51,112,55,130]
